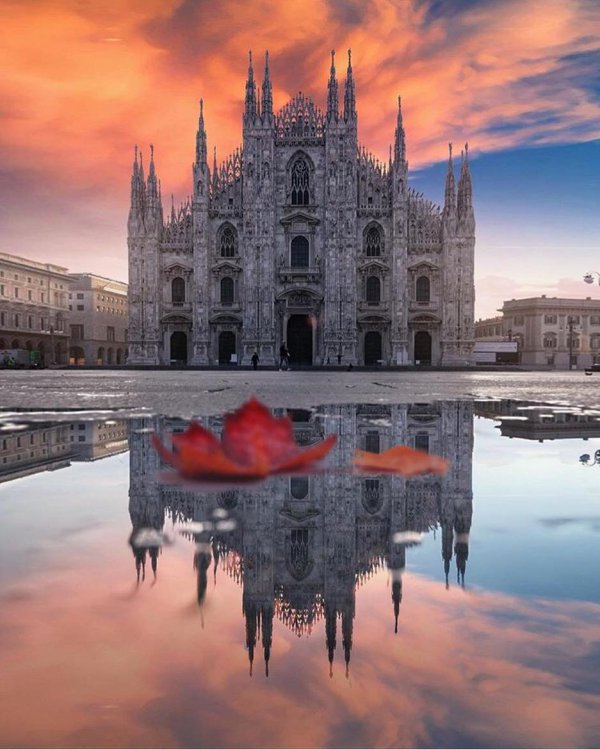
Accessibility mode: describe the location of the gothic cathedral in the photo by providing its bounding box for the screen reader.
[127,51,475,366]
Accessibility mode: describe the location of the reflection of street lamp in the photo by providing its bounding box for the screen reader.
[580,449,600,465]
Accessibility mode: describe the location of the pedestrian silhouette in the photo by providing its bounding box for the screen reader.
[251,351,259,370]
[279,342,290,370]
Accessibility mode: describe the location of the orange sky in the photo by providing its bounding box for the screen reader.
[1,0,599,311]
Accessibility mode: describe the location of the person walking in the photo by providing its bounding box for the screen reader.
[279,342,290,370]
[251,351,259,370]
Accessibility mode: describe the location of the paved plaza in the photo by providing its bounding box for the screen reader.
[0,369,598,417]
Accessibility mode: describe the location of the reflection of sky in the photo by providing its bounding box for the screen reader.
[411,417,600,600]
[1,409,600,747]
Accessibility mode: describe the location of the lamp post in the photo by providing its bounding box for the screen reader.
[583,271,600,286]
[567,315,578,370]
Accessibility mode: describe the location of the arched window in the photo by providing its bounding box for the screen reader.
[291,158,309,205]
[365,226,382,256]
[291,236,309,268]
[366,276,381,304]
[219,226,236,257]
[416,275,430,303]
[172,277,185,304]
[220,277,234,305]
[290,477,309,499]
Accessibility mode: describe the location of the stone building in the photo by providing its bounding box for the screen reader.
[128,50,475,367]
[0,252,70,365]
[476,296,600,369]
[128,400,474,673]
[67,273,128,365]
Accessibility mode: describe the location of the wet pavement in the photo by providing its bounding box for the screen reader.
[1,369,599,416]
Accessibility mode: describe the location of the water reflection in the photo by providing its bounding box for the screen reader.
[0,418,128,483]
[129,402,474,676]
[2,400,600,747]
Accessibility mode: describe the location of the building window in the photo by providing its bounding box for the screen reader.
[28,316,33,329]
[416,275,430,303]
[76,293,84,300]
[28,290,32,301]
[513,315,524,326]
[365,431,380,453]
[0,285,4,296]
[415,432,430,452]
[171,277,185,304]
[290,158,309,205]
[544,314,557,324]
[220,277,234,305]
[568,315,581,325]
[0,313,4,326]
[14,287,19,298]
[543,333,557,348]
[76,305,84,311]
[219,226,236,257]
[14,314,19,328]
[290,236,309,268]
[590,315,600,325]
[366,276,381,304]
[107,326,115,342]
[365,226,382,256]
[71,325,84,340]
[591,336,600,349]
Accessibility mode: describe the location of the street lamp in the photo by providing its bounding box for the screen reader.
[580,449,600,466]
[583,271,600,285]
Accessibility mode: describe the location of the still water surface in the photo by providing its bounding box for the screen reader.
[1,399,600,748]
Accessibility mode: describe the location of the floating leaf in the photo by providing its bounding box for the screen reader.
[354,445,449,476]
[152,397,336,481]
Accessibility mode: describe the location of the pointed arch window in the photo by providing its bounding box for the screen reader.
[365,226,382,256]
[220,277,234,305]
[219,226,236,257]
[291,236,309,268]
[291,158,310,205]
[416,275,430,303]
[366,276,381,304]
[172,277,185,304]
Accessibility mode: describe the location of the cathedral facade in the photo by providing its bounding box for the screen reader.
[127,51,475,367]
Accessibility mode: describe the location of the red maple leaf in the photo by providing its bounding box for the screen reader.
[353,445,449,476]
[152,398,337,481]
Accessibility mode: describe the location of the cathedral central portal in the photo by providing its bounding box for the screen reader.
[287,314,313,366]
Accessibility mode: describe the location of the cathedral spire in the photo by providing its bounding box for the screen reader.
[212,146,218,193]
[327,49,339,121]
[130,144,142,209]
[457,142,473,218]
[343,49,356,122]
[261,50,273,120]
[244,50,257,122]
[443,142,456,215]
[195,98,208,164]
[394,96,406,164]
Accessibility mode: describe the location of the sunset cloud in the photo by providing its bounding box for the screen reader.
[1,0,598,305]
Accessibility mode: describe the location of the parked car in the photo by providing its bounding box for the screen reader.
[584,363,600,375]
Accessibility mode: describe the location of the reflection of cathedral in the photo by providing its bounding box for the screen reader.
[128,401,474,675]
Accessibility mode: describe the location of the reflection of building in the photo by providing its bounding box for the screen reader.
[477,297,600,369]
[67,274,128,366]
[128,51,475,368]
[475,399,600,441]
[0,251,71,365]
[128,401,474,675]
[0,419,129,483]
